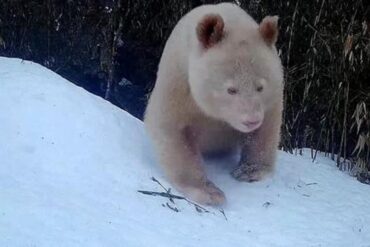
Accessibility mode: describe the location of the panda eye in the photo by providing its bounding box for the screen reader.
[256,85,264,92]
[227,87,238,95]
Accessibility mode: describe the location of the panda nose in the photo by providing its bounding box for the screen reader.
[242,120,261,128]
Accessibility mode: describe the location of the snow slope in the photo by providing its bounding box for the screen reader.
[0,57,369,247]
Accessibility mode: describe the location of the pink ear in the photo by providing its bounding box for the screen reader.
[259,16,279,46]
[196,14,225,49]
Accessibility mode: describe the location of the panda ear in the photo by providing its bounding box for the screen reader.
[259,16,279,46]
[196,14,225,49]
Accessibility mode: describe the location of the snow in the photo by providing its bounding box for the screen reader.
[0,57,369,247]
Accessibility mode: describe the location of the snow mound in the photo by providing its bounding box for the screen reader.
[0,57,369,247]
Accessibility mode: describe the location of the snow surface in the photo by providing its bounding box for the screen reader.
[0,57,369,247]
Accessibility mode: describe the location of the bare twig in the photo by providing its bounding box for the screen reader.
[138,177,230,219]
[305,182,318,186]
[166,202,180,212]
[219,209,228,221]
[137,190,185,200]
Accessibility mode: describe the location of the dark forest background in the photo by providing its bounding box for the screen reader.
[0,0,369,182]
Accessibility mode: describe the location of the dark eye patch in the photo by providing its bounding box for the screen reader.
[227,87,238,95]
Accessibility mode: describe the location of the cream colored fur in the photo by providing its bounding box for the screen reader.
[144,3,284,206]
